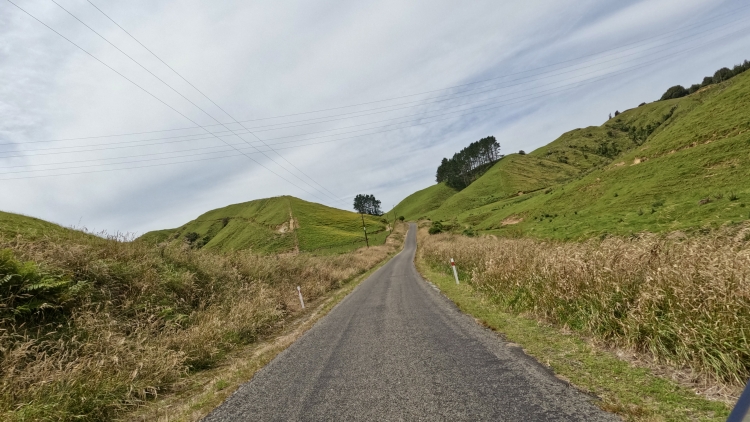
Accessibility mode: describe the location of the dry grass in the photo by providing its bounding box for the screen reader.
[420,225,750,388]
[0,223,406,421]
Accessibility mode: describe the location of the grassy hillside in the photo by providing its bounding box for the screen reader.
[140,196,389,254]
[396,70,750,239]
[0,211,90,240]
[0,208,405,421]
[391,182,457,221]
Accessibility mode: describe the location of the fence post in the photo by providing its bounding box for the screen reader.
[297,286,305,309]
[450,258,459,284]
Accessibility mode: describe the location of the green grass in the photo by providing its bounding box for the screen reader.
[0,211,93,241]
[391,182,457,221]
[139,196,389,254]
[417,260,730,421]
[393,71,750,239]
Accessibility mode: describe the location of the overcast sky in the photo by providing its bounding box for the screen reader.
[1,0,749,235]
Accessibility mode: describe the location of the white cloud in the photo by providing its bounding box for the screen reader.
[1,0,748,235]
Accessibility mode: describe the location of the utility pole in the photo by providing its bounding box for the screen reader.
[361,213,369,248]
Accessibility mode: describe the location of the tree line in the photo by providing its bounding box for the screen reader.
[435,136,502,190]
[659,59,749,101]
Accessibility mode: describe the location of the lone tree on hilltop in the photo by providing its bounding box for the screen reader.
[353,194,382,215]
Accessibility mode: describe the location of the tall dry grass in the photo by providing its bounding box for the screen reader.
[0,224,405,421]
[420,227,750,385]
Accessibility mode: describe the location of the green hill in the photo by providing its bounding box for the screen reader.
[392,182,457,221]
[0,210,93,241]
[140,196,389,254]
[394,69,750,239]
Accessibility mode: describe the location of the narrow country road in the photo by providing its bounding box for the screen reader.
[204,224,616,421]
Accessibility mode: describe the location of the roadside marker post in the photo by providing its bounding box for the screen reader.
[297,286,305,309]
[450,258,459,284]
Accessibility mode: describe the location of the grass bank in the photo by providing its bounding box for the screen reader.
[416,226,748,420]
[0,215,406,421]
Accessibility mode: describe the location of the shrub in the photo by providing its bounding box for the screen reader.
[184,232,199,243]
[398,216,405,221]
[518,150,526,155]
[701,76,714,87]
[713,67,734,83]
[638,102,646,107]
[428,221,444,235]
[660,85,688,101]
[688,84,702,94]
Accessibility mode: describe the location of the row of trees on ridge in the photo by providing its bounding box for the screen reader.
[435,136,502,190]
[660,59,749,101]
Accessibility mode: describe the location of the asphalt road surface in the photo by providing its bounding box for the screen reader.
[204,224,617,421]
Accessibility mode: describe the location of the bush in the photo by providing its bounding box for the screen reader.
[398,216,405,221]
[428,221,444,235]
[701,76,714,87]
[184,232,199,243]
[688,84,701,94]
[638,102,646,107]
[713,67,734,83]
[660,85,688,101]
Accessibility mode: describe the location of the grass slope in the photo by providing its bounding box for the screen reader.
[0,211,97,241]
[140,196,389,254]
[391,182,457,221]
[395,70,750,239]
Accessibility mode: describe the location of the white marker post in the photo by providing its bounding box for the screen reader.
[297,286,305,309]
[450,258,459,284]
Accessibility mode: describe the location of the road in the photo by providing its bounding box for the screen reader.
[204,223,617,421]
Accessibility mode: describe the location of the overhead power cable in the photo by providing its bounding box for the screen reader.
[46,0,343,205]
[4,2,750,148]
[3,16,749,163]
[3,21,748,180]
[83,0,345,204]
[4,0,334,205]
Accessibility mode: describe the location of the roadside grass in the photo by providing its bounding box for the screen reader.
[127,240,403,421]
[139,196,389,254]
[0,211,406,421]
[414,224,750,420]
[415,252,731,421]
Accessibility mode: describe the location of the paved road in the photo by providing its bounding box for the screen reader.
[204,224,616,421]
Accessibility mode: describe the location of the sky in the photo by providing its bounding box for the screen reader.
[1,0,749,235]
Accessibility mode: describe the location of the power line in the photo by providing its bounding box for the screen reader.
[5,3,749,148]
[3,2,748,181]
[4,0,333,205]
[4,21,747,180]
[85,0,345,203]
[47,0,343,205]
[4,18,749,163]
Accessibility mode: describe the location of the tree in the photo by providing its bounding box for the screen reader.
[353,194,382,215]
[701,76,713,87]
[713,67,733,83]
[688,84,701,94]
[614,110,621,116]
[659,85,688,101]
[435,136,501,190]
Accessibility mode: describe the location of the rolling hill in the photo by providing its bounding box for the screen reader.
[139,195,390,254]
[394,68,750,239]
